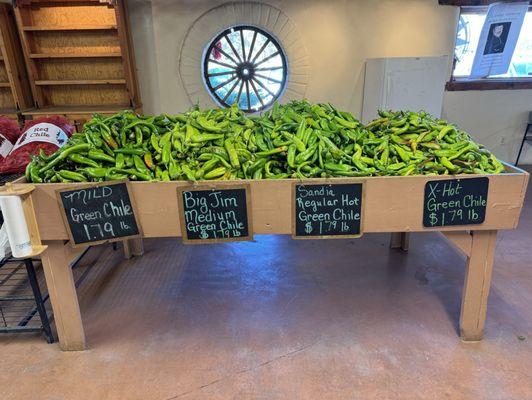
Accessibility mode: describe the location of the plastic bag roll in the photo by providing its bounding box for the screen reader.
[0,195,32,258]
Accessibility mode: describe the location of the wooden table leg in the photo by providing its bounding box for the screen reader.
[123,238,144,259]
[130,237,144,256]
[390,232,410,251]
[123,240,132,259]
[40,240,86,351]
[460,230,497,341]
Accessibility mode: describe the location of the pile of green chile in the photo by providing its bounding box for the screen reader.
[25,101,505,183]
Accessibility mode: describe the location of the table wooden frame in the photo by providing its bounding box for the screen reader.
[10,164,529,351]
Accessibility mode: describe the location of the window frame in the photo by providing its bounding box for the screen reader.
[446,4,532,91]
[201,25,289,113]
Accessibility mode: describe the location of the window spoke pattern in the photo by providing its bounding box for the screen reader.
[203,26,287,112]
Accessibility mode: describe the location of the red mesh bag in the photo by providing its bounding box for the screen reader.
[0,118,21,165]
[0,116,74,174]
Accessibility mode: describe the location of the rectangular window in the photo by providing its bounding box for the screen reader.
[448,5,532,90]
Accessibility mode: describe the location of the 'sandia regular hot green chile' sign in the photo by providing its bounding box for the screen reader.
[423,177,489,227]
[57,182,141,246]
[293,183,363,238]
[177,185,253,243]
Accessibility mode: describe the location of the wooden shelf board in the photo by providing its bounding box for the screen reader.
[35,79,127,86]
[12,245,48,259]
[22,105,134,116]
[0,82,11,88]
[30,52,122,59]
[23,25,118,31]
[0,108,18,116]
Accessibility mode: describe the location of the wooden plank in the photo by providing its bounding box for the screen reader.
[446,79,532,91]
[122,240,132,259]
[129,237,144,256]
[34,79,126,85]
[390,232,410,251]
[123,238,144,258]
[23,25,118,31]
[0,4,34,110]
[0,82,11,88]
[0,107,18,115]
[390,232,402,248]
[115,0,141,108]
[40,240,87,351]
[459,230,498,341]
[22,104,136,115]
[13,6,43,107]
[400,232,410,251]
[441,231,473,256]
[439,0,528,5]
[18,167,529,241]
[30,52,122,59]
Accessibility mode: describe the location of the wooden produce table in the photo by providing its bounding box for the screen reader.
[10,164,530,351]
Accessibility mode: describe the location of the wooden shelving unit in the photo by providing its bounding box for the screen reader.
[0,4,33,120]
[14,0,141,129]
[22,24,118,31]
[30,52,122,59]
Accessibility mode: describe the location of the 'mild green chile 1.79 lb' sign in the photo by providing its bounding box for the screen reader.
[423,177,489,227]
[293,183,363,238]
[57,181,141,246]
[177,185,253,243]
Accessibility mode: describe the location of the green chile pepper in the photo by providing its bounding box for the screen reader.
[133,155,150,175]
[224,139,240,168]
[88,149,116,164]
[114,147,145,156]
[40,143,91,173]
[115,153,125,169]
[82,168,108,179]
[58,170,87,182]
[68,153,100,168]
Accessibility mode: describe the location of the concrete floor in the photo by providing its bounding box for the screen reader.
[1,175,531,400]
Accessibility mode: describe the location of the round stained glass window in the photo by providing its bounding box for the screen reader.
[203,25,288,113]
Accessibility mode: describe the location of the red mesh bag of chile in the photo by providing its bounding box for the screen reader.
[0,116,74,174]
[0,117,21,165]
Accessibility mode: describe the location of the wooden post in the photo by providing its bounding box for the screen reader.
[390,232,410,251]
[122,240,132,259]
[40,241,86,351]
[130,238,144,256]
[123,238,144,259]
[459,230,498,341]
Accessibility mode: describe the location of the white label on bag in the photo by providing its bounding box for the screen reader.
[11,122,68,153]
[0,134,14,158]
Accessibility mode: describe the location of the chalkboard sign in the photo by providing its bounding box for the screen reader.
[177,184,253,243]
[57,181,141,246]
[293,183,363,239]
[423,177,489,228]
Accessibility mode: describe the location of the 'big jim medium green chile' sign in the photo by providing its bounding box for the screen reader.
[423,177,489,227]
[177,185,253,243]
[293,183,363,238]
[57,182,141,246]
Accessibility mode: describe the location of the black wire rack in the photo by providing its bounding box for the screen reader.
[0,173,55,342]
[0,257,54,342]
